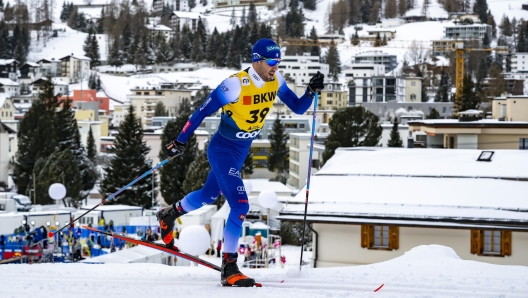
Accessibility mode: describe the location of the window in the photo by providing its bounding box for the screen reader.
[361,225,398,250]
[327,100,333,105]
[411,82,416,86]
[471,230,511,256]
[410,94,416,101]
[520,138,528,150]
[327,93,333,97]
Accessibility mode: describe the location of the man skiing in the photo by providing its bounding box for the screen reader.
[157,38,324,287]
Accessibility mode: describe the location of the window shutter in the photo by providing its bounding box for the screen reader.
[361,225,369,248]
[388,226,399,250]
[470,230,482,254]
[501,230,512,256]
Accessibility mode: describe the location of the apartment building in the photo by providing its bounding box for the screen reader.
[404,77,423,102]
[0,79,20,98]
[59,54,91,84]
[0,59,18,81]
[351,51,397,73]
[127,83,193,127]
[18,62,42,87]
[214,0,275,8]
[318,81,348,110]
[145,24,173,42]
[37,58,61,77]
[169,11,200,32]
[0,95,15,122]
[278,54,330,85]
[31,77,69,96]
[443,23,492,44]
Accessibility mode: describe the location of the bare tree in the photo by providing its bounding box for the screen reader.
[398,0,407,16]
[405,40,430,66]
[421,0,429,18]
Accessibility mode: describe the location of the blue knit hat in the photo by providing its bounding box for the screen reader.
[252,38,281,62]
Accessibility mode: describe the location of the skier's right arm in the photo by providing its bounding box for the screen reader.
[175,77,241,144]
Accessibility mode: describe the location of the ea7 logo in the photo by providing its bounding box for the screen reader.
[241,77,250,86]
[228,168,241,177]
[237,186,245,192]
[220,82,229,93]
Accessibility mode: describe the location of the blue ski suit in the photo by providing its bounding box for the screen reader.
[176,66,315,253]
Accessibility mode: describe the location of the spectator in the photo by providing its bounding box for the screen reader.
[73,240,84,261]
[109,220,114,231]
[142,228,156,242]
[99,216,105,228]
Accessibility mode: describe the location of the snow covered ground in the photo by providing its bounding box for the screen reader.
[2,245,527,297]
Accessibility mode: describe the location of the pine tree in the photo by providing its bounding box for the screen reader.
[87,125,98,163]
[517,24,528,52]
[488,11,497,38]
[230,8,237,28]
[473,0,488,24]
[206,28,220,62]
[154,101,168,116]
[387,117,403,147]
[108,37,124,69]
[182,146,210,194]
[322,107,382,164]
[89,33,101,68]
[454,74,480,115]
[247,2,258,24]
[427,108,441,119]
[158,100,197,205]
[325,40,341,81]
[99,105,157,207]
[374,32,382,47]
[309,26,321,57]
[226,26,242,69]
[351,30,360,46]
[434,70,450,102]
[191,34,205,62]
[267,116,289,181]
[499,15,512,36]
[304,0,316,10]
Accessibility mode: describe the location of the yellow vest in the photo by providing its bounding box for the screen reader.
[220,70,278,140]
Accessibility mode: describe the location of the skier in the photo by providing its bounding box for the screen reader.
[157,38,324,287]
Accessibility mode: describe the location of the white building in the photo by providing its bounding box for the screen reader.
[0,79,20,98]
[59,54,91,84]
[444,23,492,44]
[169,11,201,32]
[352,51,397,73]
[145,24,173,42]
[279,148,528,267]
[278,53,329,85]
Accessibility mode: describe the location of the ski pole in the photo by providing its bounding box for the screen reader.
[299,92,318,271]
[50,156,176,237]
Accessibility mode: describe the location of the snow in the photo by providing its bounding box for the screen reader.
[2,245,527,297]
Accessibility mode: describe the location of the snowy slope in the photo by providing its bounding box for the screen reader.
[1,245,527,297]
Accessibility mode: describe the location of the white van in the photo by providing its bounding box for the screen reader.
[0,192,32,212]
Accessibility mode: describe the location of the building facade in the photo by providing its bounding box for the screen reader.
[351,52,397,73]
[278,54,330,85]
[59,54,91,84]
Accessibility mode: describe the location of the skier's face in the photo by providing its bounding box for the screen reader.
[254,60,279,82]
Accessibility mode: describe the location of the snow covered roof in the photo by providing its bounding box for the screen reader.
[0,78,19,86]
[145,24,172,31]
[0,59,17,65]
[81,243,172,264]
[280,148,528,226]
[59,54,91,61]
[172,11,201,19]
[243,179,293,196]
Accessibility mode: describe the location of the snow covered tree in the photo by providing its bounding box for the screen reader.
[387,117,403,147]
[309,26,321,57]
[427,108,441,119]
[158,99,197,205]
[322,107,382,165]
[454,74,480,115]
[434,70,450,102]
[499,15,512,37]
[107,37,124,69]
[87,125,98,163]
[267,116,289,181]
[99,105,157,207]
[325,40,341,81]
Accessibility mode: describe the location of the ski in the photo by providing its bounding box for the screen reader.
[82,226,222,272]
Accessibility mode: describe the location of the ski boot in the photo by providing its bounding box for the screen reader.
[156,201,186,247]
[221,252,256,287]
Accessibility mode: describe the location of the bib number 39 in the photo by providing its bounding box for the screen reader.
[246,108,270,124]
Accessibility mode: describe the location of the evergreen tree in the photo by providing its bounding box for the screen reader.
[158,100,197,205]
[215,34,228,67]
[387,117,403,147]
[99,105,157,207]
[182,146,210,194]
[96,76,101,91]
[86,125,98,163]
[35,149,82,206]
[154,101,168,116]
[267,116,289,181]
[309,26,321,57]
[189,0,196,9]
[487,11,497,38]
[242,150,254,178]
[454,74,480,115]
[351,30,360,45]
[107,37,124,69]
[179,26,193,59]
[191,34,205,62]
[0,21,11,59]
[247,2,258,24]
[226,26,242,69]
[517,24,528,52]
[427,108,441,119]
[322,107,382,164]
[473,0,488,24]
[499,15,512,36]
[88,73,96,89]
[325,40,341,81]
[230,8,237,28]
[434,70,450,102]
[13,78,58,197]
[206,28,220,62]
[156,33,173,64]
[374,32,382,47]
